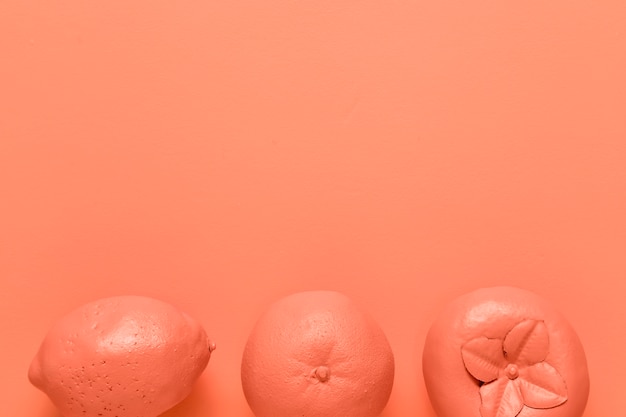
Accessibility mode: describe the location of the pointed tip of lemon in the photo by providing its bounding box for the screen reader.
[27,357,42,388]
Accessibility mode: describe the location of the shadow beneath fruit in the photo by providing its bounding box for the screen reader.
[34,400,62,417]
[159,374,216,417]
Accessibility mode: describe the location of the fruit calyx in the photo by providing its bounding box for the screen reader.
[313,366,330,382]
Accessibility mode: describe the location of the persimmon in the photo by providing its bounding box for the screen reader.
[422,286,589,417]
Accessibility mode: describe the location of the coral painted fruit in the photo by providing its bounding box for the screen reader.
[28,296,215,417]
[422,286,589,417]
[241,290,395,417]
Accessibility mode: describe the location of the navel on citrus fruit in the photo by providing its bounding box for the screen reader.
[422,286,589,417]
[241,290,395,417]
[28,295,215,417]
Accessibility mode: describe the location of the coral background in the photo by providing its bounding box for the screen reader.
[1,2,625,417]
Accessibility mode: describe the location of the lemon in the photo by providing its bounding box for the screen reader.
[29,296,215,417]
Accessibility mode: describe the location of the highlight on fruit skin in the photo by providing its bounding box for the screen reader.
[241,290,395,417]
[28,295,215,417]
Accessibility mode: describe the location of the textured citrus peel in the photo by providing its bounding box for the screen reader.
[28,296,214,417]
[461,319,568,417]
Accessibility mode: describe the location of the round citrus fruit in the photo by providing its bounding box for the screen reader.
[28,295,216,417]
[422,286,589,417]
[241,290,395,417]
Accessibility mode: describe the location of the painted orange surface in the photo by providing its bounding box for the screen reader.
[0,2,625,417]
[241,291,394,417]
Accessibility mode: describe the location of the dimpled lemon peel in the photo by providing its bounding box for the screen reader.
[28,295,215,417]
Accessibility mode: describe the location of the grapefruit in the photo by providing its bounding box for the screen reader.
[241,290,395,417]
[28,295,215,417]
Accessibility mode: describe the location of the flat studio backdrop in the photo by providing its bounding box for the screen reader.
[1,1,625,417]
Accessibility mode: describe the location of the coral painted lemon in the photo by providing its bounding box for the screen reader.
[28,295,215,417]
